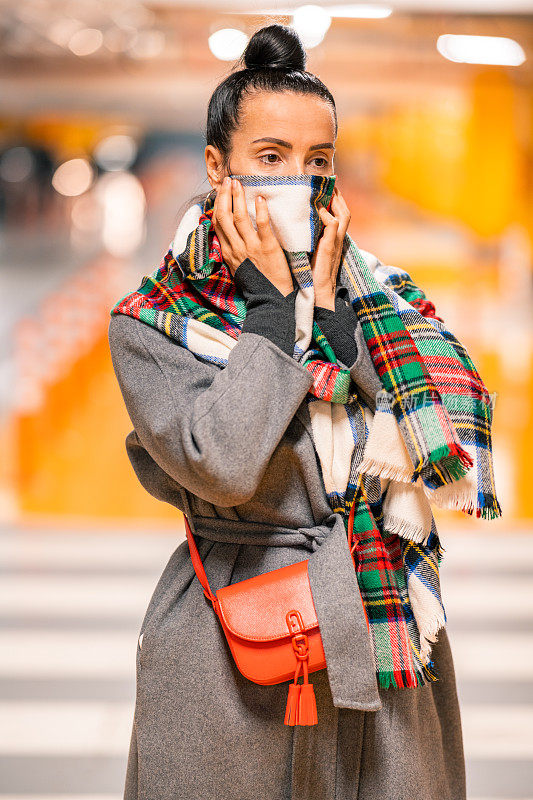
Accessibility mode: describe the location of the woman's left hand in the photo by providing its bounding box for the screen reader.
[311,185,351,310]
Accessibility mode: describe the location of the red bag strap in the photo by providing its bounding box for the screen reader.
[180,491,218,608]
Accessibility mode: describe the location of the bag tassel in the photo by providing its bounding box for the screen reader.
[284,654,318,726]
[298,658,318,725]
[284,681,301,725]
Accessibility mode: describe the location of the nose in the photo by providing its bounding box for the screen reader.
[283,156,308,175]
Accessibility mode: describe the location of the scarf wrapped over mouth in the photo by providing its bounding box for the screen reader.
[111,173,502,689]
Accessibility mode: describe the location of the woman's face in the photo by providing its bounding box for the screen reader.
[205,90,336,188]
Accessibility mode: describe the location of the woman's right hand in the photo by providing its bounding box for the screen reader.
[211,176,294,296]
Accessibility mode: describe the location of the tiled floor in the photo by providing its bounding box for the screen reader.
[0,522,532,799]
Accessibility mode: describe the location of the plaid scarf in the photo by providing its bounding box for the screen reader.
[110,176,501,689]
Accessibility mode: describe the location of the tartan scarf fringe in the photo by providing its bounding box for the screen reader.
[377,660,439,690]
[398,434,475,487]
[357,457,414,484]
[422,443,474,484]
[423,483,502,520]
[383,514,431,545]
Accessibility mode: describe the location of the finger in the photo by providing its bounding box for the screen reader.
[333,197,350,241]
[331,190,350,221]
[216,176,231,220]
[212,208,231,252]
[337,215,349,243]
[212,186,219,226]
[318,201,335,223]
[326,191,350,243]
[216,178,242,248]
[334,185,347,201]
[330,187,348,211]
[254,195,278,246]
[212,180,228,228]
[231,179,256,241]
[331,184,347,205]
[317,206,339,247]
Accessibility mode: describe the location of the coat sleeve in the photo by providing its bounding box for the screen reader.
[108,313,314,507]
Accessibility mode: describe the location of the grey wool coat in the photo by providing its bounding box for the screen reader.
[108,252,467,800]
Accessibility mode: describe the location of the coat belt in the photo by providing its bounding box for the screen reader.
[189,511,383,712]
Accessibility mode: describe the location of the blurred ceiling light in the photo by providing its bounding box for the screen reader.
[326,4,392,17]
[0,147,35,183]
[33,39,63,55]
[15,2,50,25]
[104,27,138,53]
[94,134,138,171]
[71,195,102,233]
[128,29,166,59]
[437,34,526,66]
[52,158,94,197]
[48,18,84,48]
[97,172,146,258]
[208,28,249,61]
[68,27,104,56]
[292,5,331,48]
[110,4,155,30]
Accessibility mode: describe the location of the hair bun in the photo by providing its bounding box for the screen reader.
[243,24,306,72]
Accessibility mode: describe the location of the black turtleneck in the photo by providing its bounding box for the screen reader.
[233,257,359,366]
[233,258,298,357]
[314,285,359,367]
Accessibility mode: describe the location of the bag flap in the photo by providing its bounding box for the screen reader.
[216,559,319,642]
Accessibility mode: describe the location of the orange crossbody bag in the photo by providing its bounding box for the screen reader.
[182,498,359,727]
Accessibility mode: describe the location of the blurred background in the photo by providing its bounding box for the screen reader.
[0,0,532,797]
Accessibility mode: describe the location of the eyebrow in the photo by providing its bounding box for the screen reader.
[251,137,334,151]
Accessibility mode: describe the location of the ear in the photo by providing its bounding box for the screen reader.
[205,145,225,190]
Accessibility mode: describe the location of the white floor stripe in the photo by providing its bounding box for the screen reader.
[2,572,532,622]
[0,796,121,799]
[0,532,180,570]
[2,529,532,573]
[437,531,533,570]
[0,575,156,618]
[442,576,533,619]
[461,704,533,759]
[0,631,136,678]
[1,628,532,681]
[2,531,532,574]
[0,702,132,755]
[1,699,532,760]
[449,632,533,681]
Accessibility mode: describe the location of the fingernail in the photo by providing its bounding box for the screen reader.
[257,195,263,202]
[224,176,230,186]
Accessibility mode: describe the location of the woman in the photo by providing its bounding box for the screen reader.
[108,23,500,800]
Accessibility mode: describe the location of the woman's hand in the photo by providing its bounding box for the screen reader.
[311,186,351,310]
[212,176,294,296]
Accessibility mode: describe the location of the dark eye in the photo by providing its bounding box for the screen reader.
[260,153,281,164]
[312,157,328,168]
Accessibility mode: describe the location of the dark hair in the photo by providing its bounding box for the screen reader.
[207,24,337,169]
[176,24,337,223]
